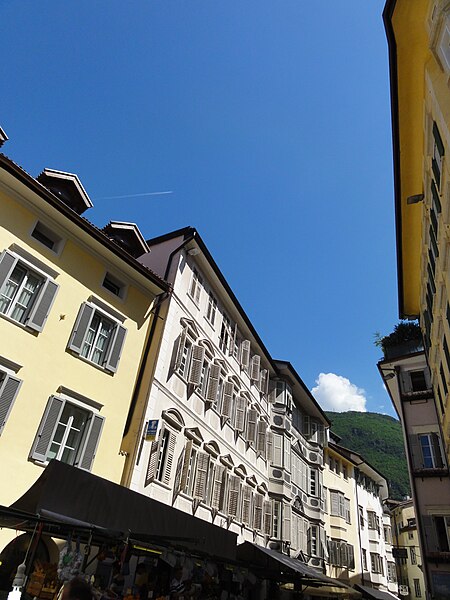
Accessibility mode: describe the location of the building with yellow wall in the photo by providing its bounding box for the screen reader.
[0,154,168,580]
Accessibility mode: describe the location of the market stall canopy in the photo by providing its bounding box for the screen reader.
[7,460,237,561]
[236,542,347,588]
[354,585,400,600]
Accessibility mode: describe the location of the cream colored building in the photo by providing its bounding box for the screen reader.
[0,155,168,580]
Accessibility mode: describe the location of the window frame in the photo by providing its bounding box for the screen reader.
[188,267,203,306]
[0,366,22,436]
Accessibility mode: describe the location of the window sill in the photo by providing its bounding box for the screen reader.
[67,350,114,375]
[0,312,38,335]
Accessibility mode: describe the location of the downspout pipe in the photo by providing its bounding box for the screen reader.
[121,232,196,484]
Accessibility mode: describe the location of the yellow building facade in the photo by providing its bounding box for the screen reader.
[0,156,168,569]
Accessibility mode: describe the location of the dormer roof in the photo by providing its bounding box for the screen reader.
[103,220,150,258]
[37,168,93,215]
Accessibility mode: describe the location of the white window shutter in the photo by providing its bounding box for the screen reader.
[0,374,22,435]
[273,433,283,466]
[283,503,291,542]
[174,329,187,371]
[105,325,127,372]
[246,409,257,446]
[234,395,246,432]
[263,500,272,536]
[221,381,233,419]
[259,369,269,395]
[193,451,210,500]
[188,345,205,385]
[27,280,59,332]
[0,250,18,291]
[242,486,253,526]
[330,491,339,516]
[253,494,263,531]
[145,435,162,487]
[266,430,274,462]
[210,464,226,510]
[180,439,193,493]
[172,441,190,504]
[240,340,251,369]
[30,396,65,463]
[227,475,241,518]
[206,363,220,402]
[250,355,261,381]
[77,414,105,471]
[162,430,177,485]
[68,303,95,354]
[256,420,266,454]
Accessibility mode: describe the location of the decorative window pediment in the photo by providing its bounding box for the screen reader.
[199,338,215,357]
[161,408,185,431]
[180,317,200,339]
[235,463,247,478]
[184,426,203,444]
[204,440,220,457]
[213,358,228,373]
[220,453,234,468]
[257,482,268,495]
[246,475,258,488]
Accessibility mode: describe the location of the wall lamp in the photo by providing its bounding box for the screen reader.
[406,193,425,205]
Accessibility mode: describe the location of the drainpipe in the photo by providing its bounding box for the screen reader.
[354,467,366,586]
[121,232,196,487]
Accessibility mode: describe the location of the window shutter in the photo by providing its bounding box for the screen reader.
[240,340,251,369]
[234,395,246,432]
[348,544,355,569]
[30,396,65,462]
[174,329,187,371]
[303,415,311,437]
[227,475,241,518]
[254,494,263,531]
[0,250,17,291]
[188,345,205,385]
[400,370,412,394]
[320,528,328,560]
[161,430,176,485]
[68,303,95,354]
[282,503,291,542]
[210,464,226,510]
[77,414,105,471]
[145,436,162,487]
[246,409,257,445]
[242,486,253,526]
[433,121,445,157]
[179,439,193,493]
[422,515,439,552]
[409,434,422,469]
[256,420,266,454]
[273,433,283,466]
[0,374,22,435]
[230,323,237,356]
[193,451,210,500]
[266,430,274,462]
[221,381,233,418]
[172,443,188,504]
[431,433,444,468]
[26,279,59,332]
[263,500,272,536]
[259,369,269,395]
[206,364,220,402]
[345,498,351,523]
[250,355,261,381]
[330,491,339,516]
[104,325,127,372]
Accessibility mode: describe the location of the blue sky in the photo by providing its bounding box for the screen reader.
[1,1,397,415]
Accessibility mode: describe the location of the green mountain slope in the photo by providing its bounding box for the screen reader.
[325,411,410,501]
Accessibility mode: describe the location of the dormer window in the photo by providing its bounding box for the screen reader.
[102,273,126,298]
[31,222,63,253]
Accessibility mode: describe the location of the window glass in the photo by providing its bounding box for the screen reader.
[0,265,42,323]
[47,403,89,465]
[81,313,114,365]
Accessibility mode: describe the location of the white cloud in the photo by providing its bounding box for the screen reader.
[311,373,367,413]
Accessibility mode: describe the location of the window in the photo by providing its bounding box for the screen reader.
[0,250,58,331]
[423,515,450,552]
[68,303,127,372]
[410,546,417,565]
[328,541,355,569]
[362,549,367,571]
[414,578,422,597]
[330,490,349,521]
[219,314,234,354]
[188,267,202,305]
[205,292,217,325]
[307,525,318,557]
[145,425,176,487]
[343,464,348,480]
[410,370,428,392]
[384,525,391,544]
[431,121,445,189]
[31,222,62,253]
[370,553,384,574]
[102,273,125,298]
[387,562,397,583]
[30,395,104,471]
[409,432,444,470]
[272,501,281,539]
[359,506,364,529]
[0,368,22,435]
[310,468,318,497]
[367,511,380,533]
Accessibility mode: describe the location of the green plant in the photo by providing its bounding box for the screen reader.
[374,321,421,356]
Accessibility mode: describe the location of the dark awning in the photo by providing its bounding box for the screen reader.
[7,460,236,561]
[236,542,346,588]
[354,585,400,600]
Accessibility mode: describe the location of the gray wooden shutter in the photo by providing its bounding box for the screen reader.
[330,491,339,516]
[422,515,439,552]
[227,475,241,518]
[242,486,253,526]
[433,121,445,157]
[431,433,444,468]
[409,434,422,469]
[206,364,220,402]
[180,439,193,494]
[105,325,127,372]
[193,451,210,500]
[234,395,246,432]
[254,494,263,531]
[259,369,269,395]
[188,345,205,385]
[256,420,266,454]
[162,430,176,485]
[250,355,261,381]
[0,374,22,435]
[283,503,291,542]
[273,433,283,465]
[27,280,59,332]
[400,370,412,394]
[263,500,272,535]
[174,329,187,371]
[30,396,65,462]
[246,409,257,446]
[240,340,251,369]
[172,446,186,504]
[348,544,355,569]
[0,250,17,292]
[145,434,162,487]
[210,464,226,510]
[68,303,95,354]
[266,430,274,462]
[221,381,233,418]
[77,414,105,471]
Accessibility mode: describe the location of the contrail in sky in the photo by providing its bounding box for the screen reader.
[94,191,173,200]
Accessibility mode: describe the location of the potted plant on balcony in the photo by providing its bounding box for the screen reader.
[374,321,423,359]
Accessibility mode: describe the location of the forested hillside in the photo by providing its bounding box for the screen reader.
[325,411,410,501]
